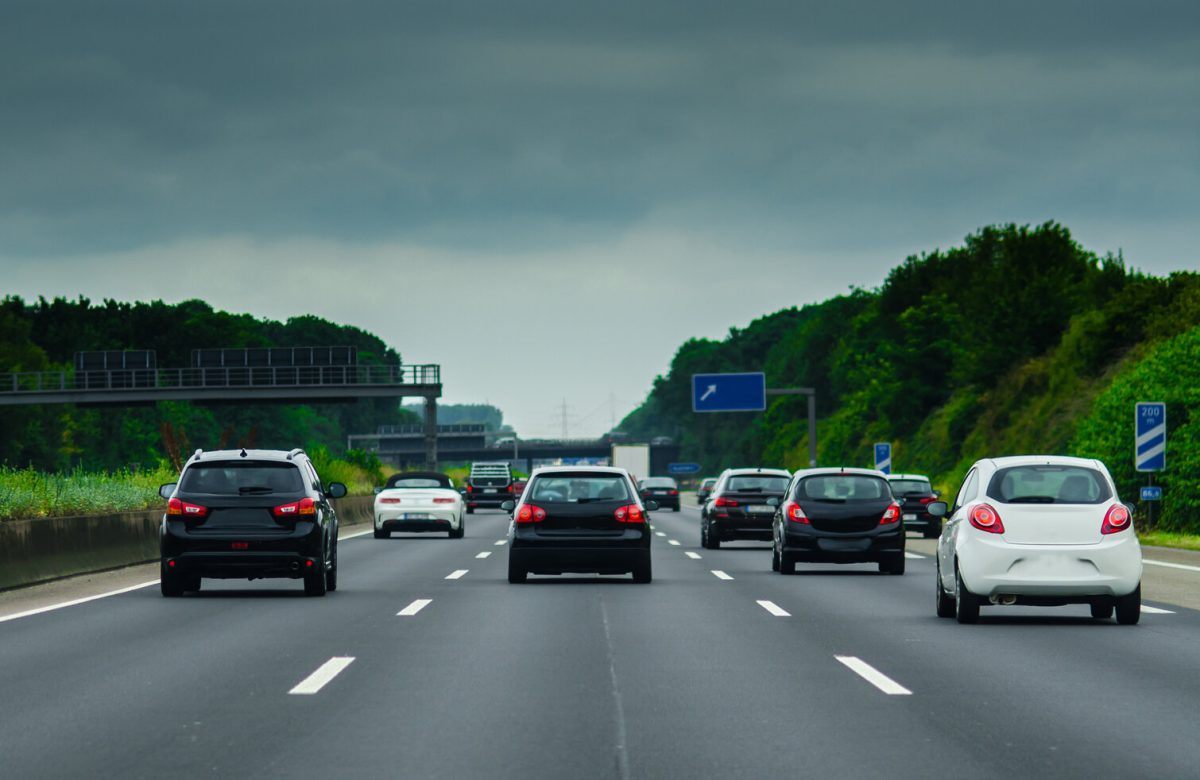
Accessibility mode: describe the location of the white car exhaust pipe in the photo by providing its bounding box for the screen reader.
[990,594,1017,605]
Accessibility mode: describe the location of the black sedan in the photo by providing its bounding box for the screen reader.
[772,467,905,575]
[638,477,681,511]
[886,473,942,538]
[701,468,790,548]
[695,477,717,505]
[504,466,654,583]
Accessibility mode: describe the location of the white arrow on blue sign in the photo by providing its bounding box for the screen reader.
[1135,402,1166,472]
[874,442,892,474]
[668,462,702,474]
[692,372,766,413]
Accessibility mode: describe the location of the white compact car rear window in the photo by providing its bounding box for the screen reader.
[987,465,1112,505]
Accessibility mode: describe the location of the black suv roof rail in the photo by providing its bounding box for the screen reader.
[286,448,305,461]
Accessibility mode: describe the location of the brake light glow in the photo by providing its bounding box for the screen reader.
[167,497,209,518]
[880,502,902,525]
[433,498,456,504]
[273,497,316,517]
[919,496,936,505]
[714,497,739,507]
[379,497,402,504]
[668,489,679,496]
[614,504,645,524]
[515,504,547,524]
[1102,504,1131,535]
[784,501,808,524]
[969,503,1004,534]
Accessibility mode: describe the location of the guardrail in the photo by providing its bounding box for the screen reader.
[376,423,486,435]
[0,364,440,394]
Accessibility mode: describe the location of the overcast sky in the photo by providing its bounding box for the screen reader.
[3,1,1198,437]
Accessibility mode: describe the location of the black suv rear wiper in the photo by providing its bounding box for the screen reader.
[238,486,275,494]
[1007,496,1056,504]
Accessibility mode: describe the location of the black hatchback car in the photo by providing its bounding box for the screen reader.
[886,473,942,538]
[503,466,655,583]
[701,468,791,548]
[158,448,347,597]
[638,477,681,511]
[772,467,905,575]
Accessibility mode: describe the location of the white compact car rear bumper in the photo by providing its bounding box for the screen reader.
[958,532,1141,598]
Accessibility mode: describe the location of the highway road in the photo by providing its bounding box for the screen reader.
[3,502,1200,779]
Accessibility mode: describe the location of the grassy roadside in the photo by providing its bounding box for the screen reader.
[1138,531,1200,552]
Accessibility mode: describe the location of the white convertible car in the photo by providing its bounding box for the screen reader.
[374,471,466,539]
[935,455,1142,625]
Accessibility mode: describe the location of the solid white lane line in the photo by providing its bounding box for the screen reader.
[0,580,159,624]
[668,540,681,546]
[655,532,666,537]
[397,599,432,616]
[835,656,912,695]
[494,540,507,546]
[289,657,355,695]
[711,570,733,580]
[446,569,469,580]
[757,600,790,617]
[1141,605,1175,614]
[1144,559,1200,573]
[904,552,924,559]
[475,551,492,559]
[685,552,702,560]
[340,528,375,540]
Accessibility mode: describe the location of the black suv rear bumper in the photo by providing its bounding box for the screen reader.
[163,551,321,579]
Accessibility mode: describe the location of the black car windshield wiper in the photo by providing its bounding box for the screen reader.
[1006,495,1056,504]
[238,486,275,494]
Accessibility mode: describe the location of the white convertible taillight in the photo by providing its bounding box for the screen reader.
[1101,504,1131,535]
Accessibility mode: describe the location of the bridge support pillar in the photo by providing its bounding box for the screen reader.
[424,396,438,470]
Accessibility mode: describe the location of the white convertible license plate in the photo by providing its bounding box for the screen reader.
[749,505,774,513]
[903,513,917,521]
[403,513,435,520]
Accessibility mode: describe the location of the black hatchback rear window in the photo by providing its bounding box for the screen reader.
[798,475,889,502]
[529,473,631,503]
[180,462,305,495]
[726,475,788,492]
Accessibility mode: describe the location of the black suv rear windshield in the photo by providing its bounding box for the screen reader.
[529,473,632,503]
[640,478,678,488]
[798,475,889,502]
[726,475,788,492]
[180,462,305,495]
[889,479,932,496]
[987,465,1112,505]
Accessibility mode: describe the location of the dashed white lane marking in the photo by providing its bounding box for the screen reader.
[904,552,924,559]
[668,540,681,546]
[475,551,492,559]
[1144,559,1200,573]
[289,657,355,695]
[655,532,666,537]
[446,569,469,580]
[712,570,733,580]
[341,529,375,540]
[1141,605,1175,614]
[494,540,507,546]
[685,552,702,560]
[757,600,790,617]
[397,599,432,616]
[835,656,912,696]
[0,580,159,624]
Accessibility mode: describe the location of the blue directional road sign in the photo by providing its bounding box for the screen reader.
[874,442,892,474]
[668,462,702,475]
[1135,402,1166,472]
[1141,486,1162,501]
[692,372,766,413]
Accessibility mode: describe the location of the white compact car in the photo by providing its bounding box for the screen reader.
[935,455,1141,624]
[374,471,466,539]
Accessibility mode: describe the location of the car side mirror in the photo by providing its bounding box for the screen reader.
[767,496,779,507]
[500,500,515,512]
[159,482,177,500]
[327,482,348,499]
[645,500,659,512]
[373,486,383,495]
[926,501,948,517]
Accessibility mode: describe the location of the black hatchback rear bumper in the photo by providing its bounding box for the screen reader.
[781,525,904,563]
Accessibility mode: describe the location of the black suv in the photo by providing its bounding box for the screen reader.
[465,461,514,512]
[158,448,347,597]
[886,473,942,538]
[772,467,905,575]
[701,468,791,548]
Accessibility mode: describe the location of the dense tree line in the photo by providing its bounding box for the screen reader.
[0,297,419,470]
[619,222,1200,531]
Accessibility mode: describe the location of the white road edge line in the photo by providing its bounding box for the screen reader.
[446,569,469,580]
[475,551,492,559]
[904,552,924,559]
[1144,559,1200,573]
[685,552,702,560]
[1141,605,1175,614]
[289,657,355,695]
[494,540,507,546]
[0,580,159,624]
[712,570,734,580]
[835,656,912,695]
[340,528,374,540]
[668,540,681,546]
[397,599,432,616]
[757,600,790,617]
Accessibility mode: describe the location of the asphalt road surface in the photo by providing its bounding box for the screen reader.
[3,504,1199,779]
